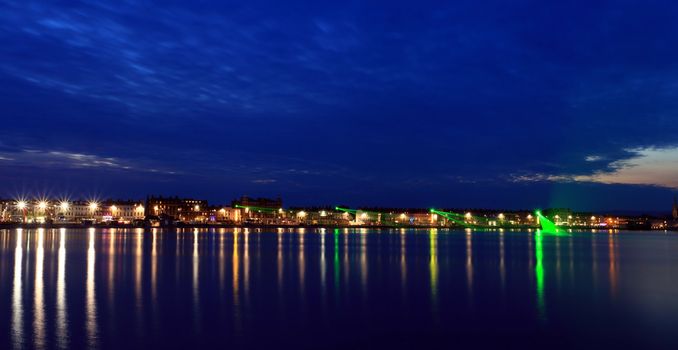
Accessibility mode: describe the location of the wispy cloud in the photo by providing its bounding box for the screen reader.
[577,147,678,189]
[585,155,603,162]
[512,147,678,189]
[252,179,277,184]
[0,149,177,175]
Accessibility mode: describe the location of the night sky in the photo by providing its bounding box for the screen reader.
[1,1,678,211]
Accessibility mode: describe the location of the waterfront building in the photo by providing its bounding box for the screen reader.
[232,195,283,209]
[60,201,103,223]
[307,209,348,226]
[146,195,209,223]
[100,200,145,223]
[0,199,13,221]
[233,196,283,224]
[213,206,242,223]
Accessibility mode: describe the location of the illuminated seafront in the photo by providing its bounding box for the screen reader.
[1,196,675,231]
[2,226,678,349]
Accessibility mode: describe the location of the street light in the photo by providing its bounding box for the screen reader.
[16,200,27,223]
[37,201,48,210]
[89,202,99,211]
[60,201,69,211]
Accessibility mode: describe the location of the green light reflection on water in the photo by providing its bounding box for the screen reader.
[535,230,545,322]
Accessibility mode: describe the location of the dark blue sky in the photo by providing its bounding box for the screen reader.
[1,0,677,211]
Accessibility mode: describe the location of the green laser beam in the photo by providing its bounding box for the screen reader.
[535,210,568,236]
[234,204,282,212]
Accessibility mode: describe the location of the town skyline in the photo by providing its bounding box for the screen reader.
[3,1,678,211]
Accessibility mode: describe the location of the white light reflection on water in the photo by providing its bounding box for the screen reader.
[56,228,68,349]
[86,228,98,348]
[12,229,24,349]
[33,228,45,349]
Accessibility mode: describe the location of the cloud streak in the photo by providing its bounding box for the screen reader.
[513,147,678,189]
[0,149,177,175]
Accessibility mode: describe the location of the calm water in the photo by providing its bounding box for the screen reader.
[1,228,678,349]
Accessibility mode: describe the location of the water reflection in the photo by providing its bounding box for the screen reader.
[333,229,340,299]
[135,229,143,325]
[34,228,45,349]
[299,228,306,298]
[400,230,407,296]
[233,230,242,332]
[2,227,673,349]
[429,228,438,308]
[193,229,201,332]
[535,231,545,321]
[499,231,506,292]
[243,229,250,301]
[609,233,618,297]
[108,229,116,304]
[277,230,284,296]
[360,230,367,295]
[151,230,158,308]
[320,229,327,300]
[12,229,23,349]
[86,228,98,348]
[56,228,68,349]
[465,230,473,295]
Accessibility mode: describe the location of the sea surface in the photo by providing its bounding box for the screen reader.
[1,228,678,349]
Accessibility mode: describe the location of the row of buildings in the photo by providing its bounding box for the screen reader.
[0,196,256,224]
[0,195,674,229]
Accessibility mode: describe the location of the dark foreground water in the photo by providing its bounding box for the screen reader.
[1,228,678,349]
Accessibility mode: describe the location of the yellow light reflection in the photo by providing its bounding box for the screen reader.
[233,229,242,332]
[243,228,250,301]
[219,231,225,292]
[152,230,158,305]
[429,228,438,311]
[135,229,143,319]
